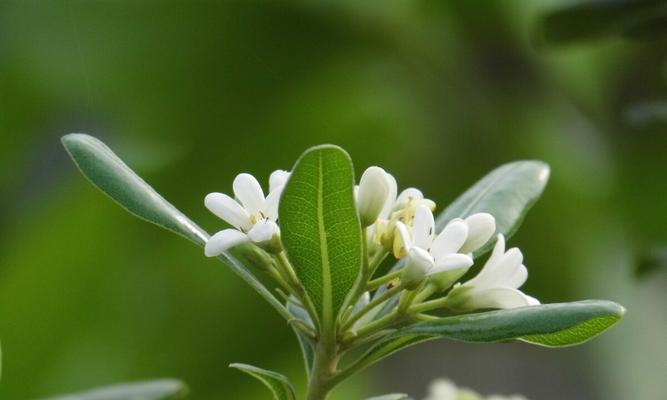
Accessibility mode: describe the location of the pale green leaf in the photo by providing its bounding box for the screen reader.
[436,160,550,256]
[61,134,291,320]
[230,363,297,400]
[352,300,624,375]
[42,379,187,400]
[279,145,362,330]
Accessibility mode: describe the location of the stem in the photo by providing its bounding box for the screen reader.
[368,249,389,277]
[408,295,449,314]
[306,337,339,399]
[367,270,402,291]
[341,284,403,332]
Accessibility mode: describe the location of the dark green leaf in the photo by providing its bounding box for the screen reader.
[539,0,667,45]
[436,160,549,256]
[42,379,187,400]
[279,145,362,330]
[230,363,297,400]
[353,300,624,375]
[61,134,291,320]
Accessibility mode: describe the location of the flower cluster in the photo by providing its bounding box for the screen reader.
[204,166,538,313]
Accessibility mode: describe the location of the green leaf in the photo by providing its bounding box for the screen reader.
[539,0,667,45]
[61,134,291,321]
[279,145,362,330]
[230,363,297,400]
[286,301,315,377]
[62,133,208,246]
[353,300,624,375]
[42,379,187,400]
[436,160,549,256]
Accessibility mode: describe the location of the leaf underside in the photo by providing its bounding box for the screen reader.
[61,134,291,320]
[354,300,624,374]
[42,379,187,400]
[436,160,550,256]
[230,363,297,400]
[279,145,362,329]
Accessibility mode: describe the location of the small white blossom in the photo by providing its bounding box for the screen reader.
[395,205,476,288]
[357,166,392,227]
[204,170,290,256]
[447,234,539,311]
[423,379,528,400]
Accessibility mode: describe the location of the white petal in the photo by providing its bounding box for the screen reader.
[426,379,458,400]
[402,247,434,288]
[396,187,424,206]
[430,253,473,275]
[352,291,370,313]
[460,213,496,253]
[247,219,279,243]
[269,170,290,192]
[233,173,265,215]
[504,263,528,288]
[412,205,435,249]
[205,192,251,230]
[394,221,412,257]
[491,247,524,283]
[205,229,249,256]
[264,185,284,221]
[357,166,390,226]
[465,287,537,310]
[431,219,468,260]
[380,172,398,218]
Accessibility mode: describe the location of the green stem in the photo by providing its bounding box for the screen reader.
[367,270,402,291]
[408,295,449,314]
[368,249,389,277]
[341,284,403,332]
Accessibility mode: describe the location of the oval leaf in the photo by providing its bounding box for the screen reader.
[61,134,291,321]
[279,145,362,330]
[353,300,624,375]
[230,363,297,400]
[436,160,549,256]
[42,379,187,400]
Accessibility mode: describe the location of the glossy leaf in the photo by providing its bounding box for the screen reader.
[230,363,297,400]
[43,379,187,400]
[353,300,624,375]
[61,134,291,320]
[279,145,362,330]
[436,160,549,256]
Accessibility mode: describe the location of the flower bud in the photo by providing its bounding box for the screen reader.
[357,166,390,227]
[401,247,433,290]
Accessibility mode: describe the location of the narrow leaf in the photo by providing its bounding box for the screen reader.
[436,160,549,256]
[287,301,315,377]
[61,134,291,320]
[62,134,208,246]
[230,363,297,400]
[280,145,362,329]
[353,300,624,375]
[42,379,187,400]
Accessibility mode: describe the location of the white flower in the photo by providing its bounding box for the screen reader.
[447,234,539,310]
[367,172,437,252]
[395,205,475,288]
[357,166,392,227]
[204,170,290,256]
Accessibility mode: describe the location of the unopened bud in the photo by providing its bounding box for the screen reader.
[357,166,390,227]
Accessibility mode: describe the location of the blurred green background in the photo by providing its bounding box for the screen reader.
[1,1,665,399]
